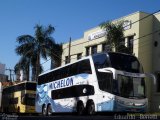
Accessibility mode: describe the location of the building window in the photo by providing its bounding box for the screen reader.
[77,53,82,60]
[91,45,97,55]
[156,72,160,92]
[127,36,134,54]
[120,38,125,46]
[102,43,111,52]
[86,47,90,56]
[65,56,69,64]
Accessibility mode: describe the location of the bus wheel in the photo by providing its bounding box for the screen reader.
[86,100,95,115]
[77,101,84,115]
[47,104,52,116]
[42,105,47,116]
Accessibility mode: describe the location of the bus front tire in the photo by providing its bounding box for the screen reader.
[86,100,95,115]
[42,105,47,116]
[47,104,52,116]
[77,101,84,115]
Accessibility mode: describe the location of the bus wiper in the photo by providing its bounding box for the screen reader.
[128,96,137,99]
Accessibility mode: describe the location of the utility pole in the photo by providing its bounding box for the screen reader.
[5,68,14,82]
[68,37,71,63]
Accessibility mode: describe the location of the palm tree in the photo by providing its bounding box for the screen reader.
[15,24,61,81]
[49,43,62,69]
[14,56,30,81]
[100,21,127,52]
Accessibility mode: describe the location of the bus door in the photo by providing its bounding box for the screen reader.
[96,69,114,111]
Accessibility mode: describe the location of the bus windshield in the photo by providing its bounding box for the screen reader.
[108,52,143,73]
[114,75,146,99]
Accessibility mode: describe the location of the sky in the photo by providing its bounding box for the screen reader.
[0,0,160,77]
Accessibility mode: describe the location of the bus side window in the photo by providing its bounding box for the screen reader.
[38,75,45,85]
[57,69,62,80]
[46,73,50,83]
[97,72,112,93]
[70,63,78,76]
[50,71,55,82]
[78,59,92,74]
[60,66,69,79]
[93,54,110,69]
[54,70,59,80]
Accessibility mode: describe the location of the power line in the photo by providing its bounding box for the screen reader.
[33,10,160,67]
[117,29,160,53]
[16,10,160,70]
[5,68,15,81]
[46,28,160,65]
[40,51,62,65]
[43,68,51,73]
[123,10,160,29]
[67,28,160,61]
[63,10,160,50]
[40,27,160,73]
[40,10,160,69]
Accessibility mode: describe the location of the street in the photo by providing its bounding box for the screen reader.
[18,115,114,120]
[1,113,159,120]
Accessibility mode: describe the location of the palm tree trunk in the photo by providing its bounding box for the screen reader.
[35,52,40,81]
[32,67,36,81]
[26,64,30,81]
[51,58,54,69]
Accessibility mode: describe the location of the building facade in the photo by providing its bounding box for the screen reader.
[0,63,8,82]
[62,11,160,112]
[0,74,8,82]
[0,63,5,75]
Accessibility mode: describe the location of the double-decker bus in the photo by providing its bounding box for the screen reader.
[36,52,147,115]
[2,81,36,113]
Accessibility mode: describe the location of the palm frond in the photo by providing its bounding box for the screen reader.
[15,42,35,56]
[15,24,60,81]
[16,35,35,44]
[99,20,125,52]
[44,24,55,37]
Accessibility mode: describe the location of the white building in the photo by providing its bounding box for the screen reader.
[62,11,160,112]
[0,63,5,75]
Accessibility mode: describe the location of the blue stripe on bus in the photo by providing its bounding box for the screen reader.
[75,73,89,79]
[97,100,114,111]
[36,73,91,113]
[114,101,147,112]
[97,100,147,112]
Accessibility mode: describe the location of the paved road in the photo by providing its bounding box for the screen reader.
[18,115,159,120]
[1,113,159,120]
[18,115,114,120]
[0,114,114,120]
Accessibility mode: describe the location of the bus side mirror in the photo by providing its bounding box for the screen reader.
[144,73,157,92]
[144,73,156,85]
[21,96,25,104]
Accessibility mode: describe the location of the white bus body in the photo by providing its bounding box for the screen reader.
[36,52,147,115]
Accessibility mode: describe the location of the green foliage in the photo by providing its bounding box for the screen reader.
[100,21,125,52]
[15,24,62,81]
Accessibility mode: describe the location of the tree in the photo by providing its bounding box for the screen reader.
[49,43,62,69]
[15,24,61,81]
[14,56,30,81]
[100,21,129,52]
